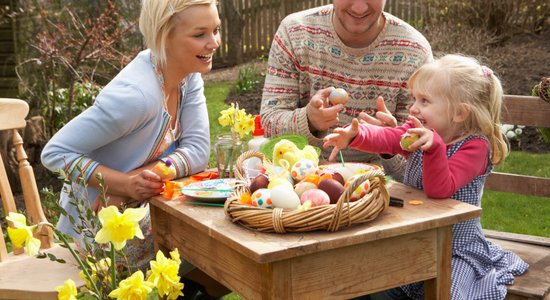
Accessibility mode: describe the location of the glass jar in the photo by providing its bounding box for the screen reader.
[214,133,243,178]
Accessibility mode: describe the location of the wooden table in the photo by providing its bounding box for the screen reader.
[150,181,481,300]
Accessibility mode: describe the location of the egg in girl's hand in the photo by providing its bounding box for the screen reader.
[344,175,371,202]
[300,188,330,207]
[294,181,317,197]
[329,88,349,105]
[251,188,272,208]
[400,132,420,151]
[291,159,318,181]
[270,185,301,209]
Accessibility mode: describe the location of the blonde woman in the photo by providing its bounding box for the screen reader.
[42,0,228,298]
[324,54,528,299]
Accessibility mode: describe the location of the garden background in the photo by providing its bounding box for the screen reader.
[0,0,549,240]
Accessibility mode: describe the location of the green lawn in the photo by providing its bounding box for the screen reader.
[204,82,550,239]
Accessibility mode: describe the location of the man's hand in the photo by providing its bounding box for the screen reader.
[306,87,345,132]
[359,96,397,127]
[323,118,360,161]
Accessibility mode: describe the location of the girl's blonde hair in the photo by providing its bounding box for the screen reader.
[139,0,216,67]
[408,54,508,165]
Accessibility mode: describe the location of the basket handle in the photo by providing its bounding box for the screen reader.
[328,169,388,231]
[234,150,272,182]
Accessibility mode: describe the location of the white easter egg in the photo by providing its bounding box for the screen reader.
[270,185,300,209]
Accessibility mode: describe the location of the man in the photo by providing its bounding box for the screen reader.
[260,0,432,178]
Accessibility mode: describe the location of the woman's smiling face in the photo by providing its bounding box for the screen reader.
[165,3,221,74]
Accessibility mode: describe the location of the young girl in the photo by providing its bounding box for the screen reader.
[323,54,528,299]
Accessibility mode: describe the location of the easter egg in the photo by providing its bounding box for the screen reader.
[400,133,420,151]
[332,166,355,182]
[291,159,318,181]
[152,160,177,181]
[268,177,294,189]
[344,175,371,202]
[270,185,301,209]
[294,181,317,197]
[300,189,330,207]
[250,188,272,208]
[329,88,349,105]
[317,178,345,204]
[319,169,345,186]
[249,174,269,194]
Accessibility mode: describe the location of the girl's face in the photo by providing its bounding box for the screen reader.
[332,0,386,46]
[408,89,458,142]
[165,3,221,75]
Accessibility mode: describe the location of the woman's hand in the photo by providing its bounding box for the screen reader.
[306,87,345,132]
[323,118,360,161]
[125,170,164,201]
[404,116,433,151]
[358,96,397,127]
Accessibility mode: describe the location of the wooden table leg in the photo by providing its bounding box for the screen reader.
[425,226,452,300]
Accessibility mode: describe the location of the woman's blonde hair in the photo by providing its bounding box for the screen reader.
[408,54,508,165]
[139,0,216,67]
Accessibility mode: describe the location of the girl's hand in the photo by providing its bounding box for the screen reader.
[323,118,360,161]
[405,116,434,151]
[358,96,397,127]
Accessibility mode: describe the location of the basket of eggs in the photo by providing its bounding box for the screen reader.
[224,145,390,233]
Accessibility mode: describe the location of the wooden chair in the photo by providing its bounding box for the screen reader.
[483,95,550,300]
[0,98,84,299]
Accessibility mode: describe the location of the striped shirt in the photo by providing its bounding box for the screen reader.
[260,5,432,173]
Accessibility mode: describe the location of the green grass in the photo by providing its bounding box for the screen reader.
[204,81,235,168]
[481,151,550,237]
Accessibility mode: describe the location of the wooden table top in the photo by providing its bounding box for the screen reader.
[150,181,481,264]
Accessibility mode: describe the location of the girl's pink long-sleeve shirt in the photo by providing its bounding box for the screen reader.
[348,122,489,198]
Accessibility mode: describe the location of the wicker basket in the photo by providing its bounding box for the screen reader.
[224,150,390,233]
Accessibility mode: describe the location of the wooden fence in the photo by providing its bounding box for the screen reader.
[0,0,424,97]
[215,0,423,67]
[0,0,17,98]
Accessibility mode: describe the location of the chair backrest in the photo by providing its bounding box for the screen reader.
[484,95,550,197]
[0,98,52,262]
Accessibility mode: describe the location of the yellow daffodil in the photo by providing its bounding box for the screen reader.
[94,206,147,250]
[147,249,184,299]
[6,212,41,256]
[218,103,255,138]
[55,279,78,300]
[79,256,112,289]
[108,270,154,300]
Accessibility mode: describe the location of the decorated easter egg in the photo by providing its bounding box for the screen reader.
[294,181,317,197]
[270,186,301,209]
[400,133,420,151]
[329,88,349,105]
[152,160,177,181]
[317,178,345,204]
[300,189,330,207]
[291,159,318,181]
[250,188,272,208]
[344,175,371,202]
[268,177,294,189]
